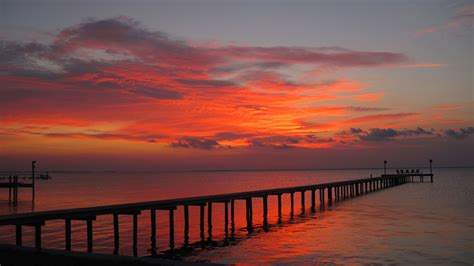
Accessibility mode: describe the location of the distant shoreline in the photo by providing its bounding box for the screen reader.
[0,165,472,174]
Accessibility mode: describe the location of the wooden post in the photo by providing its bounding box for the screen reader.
[32,161,36,202]
[300,191,305,213]
[15,225,22,246]
[87,219,93,253]
[150,209,156,254]
[8,176,12,202]
[184,205,189,245]
[263,195,268,226]
[207,202,213,240]
[249,198,253,222]
[133,213,138,256]
[113,214,119,254]
[311,189,316,212]
[169,209,174,249]
[13,176,17,203]
[65,219,71,251]
[277,194,282,221]
[320,188,325,208]
[224,201,229,239]
[35,224,42,249]
[328,187,332,205]
[246,198,253,232]
[200,204,205,241]
[290,192,294,218]
[230,199,235,237]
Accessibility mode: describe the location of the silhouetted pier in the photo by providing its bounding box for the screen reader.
[0,167,434,258]
[0,161,37,204]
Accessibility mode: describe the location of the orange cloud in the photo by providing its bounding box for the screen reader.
[355,92,383,102]
[0,17,445,153]
[433,105,463,110]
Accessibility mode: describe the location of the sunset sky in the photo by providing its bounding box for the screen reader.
[0,0,473,171]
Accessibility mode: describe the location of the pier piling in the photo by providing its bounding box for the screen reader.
[184,205,189,245]
[65,219,71,251]
[169,209,174,249]
[150,209,156,254]
[300,191,305,213]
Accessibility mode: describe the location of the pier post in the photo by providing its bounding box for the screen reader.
[321,188,325,208]
[277,194,282,221]
[8,176,11,203]
[113,214,119,254]
[169,209,175,249]
[224,201,229,239]
[184,205,189,245]
[263,195,268,226]
[150,209,156,254]
[249,198,253,223]
[13,176,17,203]
[200,204,205,241]
[290,192,294,217]
[231,200,235,237]
[32,161,36,202]
[65,218,71,251]
[300,191,305,213]
[311,189,315,212]
[208,202,213,240]
[15,225,22,246]
[246,198,253,231]
[35,224,42,249]
[87,219,93,253]
[328,187,332,205]
[133,213,138,256]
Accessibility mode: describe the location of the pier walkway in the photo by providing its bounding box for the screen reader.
[0,172,433,260]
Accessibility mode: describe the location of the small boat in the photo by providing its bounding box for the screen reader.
[38,173,52,180]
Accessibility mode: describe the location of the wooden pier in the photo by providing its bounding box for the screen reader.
[0,161,37,203]
[0,171,434,258]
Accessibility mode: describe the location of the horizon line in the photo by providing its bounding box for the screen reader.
[0,165,472,174]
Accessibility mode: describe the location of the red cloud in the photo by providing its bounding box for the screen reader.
[433,105,463,110]
[0,17,429,151]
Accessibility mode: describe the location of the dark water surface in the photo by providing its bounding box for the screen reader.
[0,168,472,264]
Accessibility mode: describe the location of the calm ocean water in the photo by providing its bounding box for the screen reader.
[0,168,473,264]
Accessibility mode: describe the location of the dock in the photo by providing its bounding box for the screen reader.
[0,161,37,203]
[0,169,434,261]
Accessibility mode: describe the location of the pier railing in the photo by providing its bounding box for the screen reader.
[0,173,433,257]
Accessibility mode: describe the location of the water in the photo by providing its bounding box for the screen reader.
[0,168,473,265]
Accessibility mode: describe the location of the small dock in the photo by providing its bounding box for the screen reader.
[0,176,34,203]
[0,161,38,203]
[0,167,434,261]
